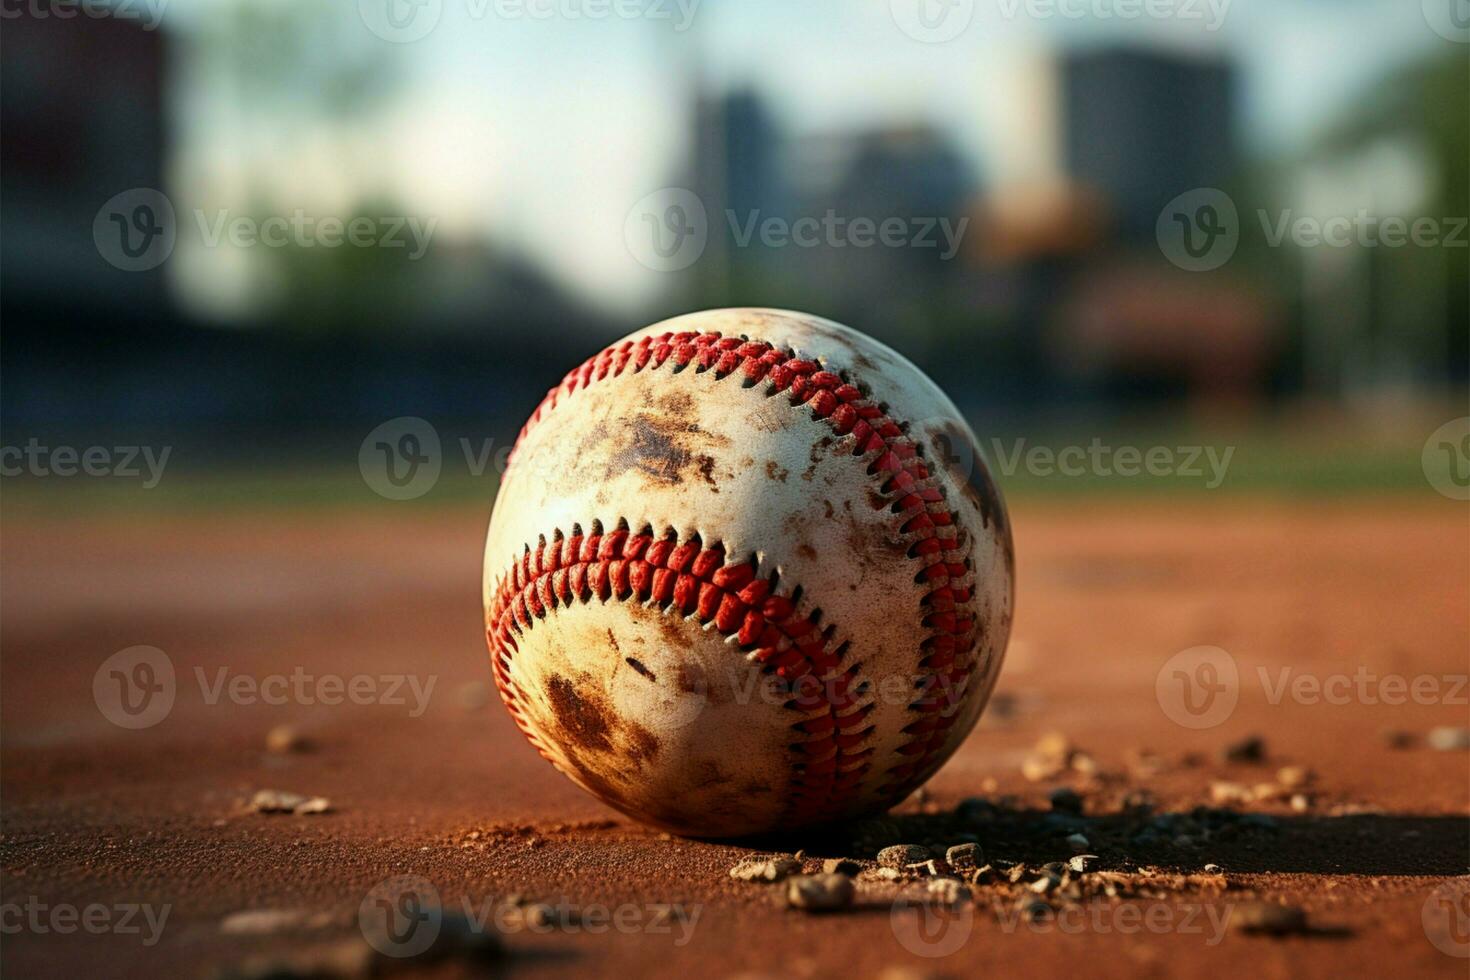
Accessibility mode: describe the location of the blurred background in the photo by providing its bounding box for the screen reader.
[2,0,1467,505]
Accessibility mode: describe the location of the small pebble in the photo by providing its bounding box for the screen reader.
[878,844,931,869]
[250,790,331,815]
[265,726,312,755]
[456,680,491,711]
[945,842,982,870]
[219,909,320,936]
[822,858,862,877]
[785,874,855,912]
[925,878,969,907]
[1210,780,1253,805]
[1027,873,1061,894]
[1065,833,1090,853]
[1035,731,1072,758]
[955,797,992,822]
[877,967,947,980]
[1232,901,1308,935]
[1067,854,1096,873]
[1021,757,1062,782]
[730,857,802,883]
[1427,726,1470,751]
[1222,735,1266,763]
[1381,729,1417,749]
[1048,787,1084,813]
[1276,765,1310,788]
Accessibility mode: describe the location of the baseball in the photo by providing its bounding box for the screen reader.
[483,308,1014,837]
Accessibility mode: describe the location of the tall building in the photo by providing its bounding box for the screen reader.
[1060,48,1237,241]
[1,11,169,315]
[685,88,785,304]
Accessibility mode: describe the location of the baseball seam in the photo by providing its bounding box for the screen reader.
[487,522,875,822]
[494,328,982,806]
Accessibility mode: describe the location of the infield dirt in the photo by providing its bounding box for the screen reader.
[2,498,1466,977]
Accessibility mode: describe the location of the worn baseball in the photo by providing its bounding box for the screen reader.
[483,309,1013,837]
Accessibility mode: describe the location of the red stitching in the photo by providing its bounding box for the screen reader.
[495,329,981,808]
[487,525,874,821]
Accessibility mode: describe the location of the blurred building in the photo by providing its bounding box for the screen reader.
[1,11,170,316]
[686,88,786,305]
[791,125,977,352]
[962,46,1272,414]
[1060,48,1236,242]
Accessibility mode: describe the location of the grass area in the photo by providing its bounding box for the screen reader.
[0,425,1439,520]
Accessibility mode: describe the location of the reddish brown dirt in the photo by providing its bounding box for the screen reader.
[2,499,1467,978]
